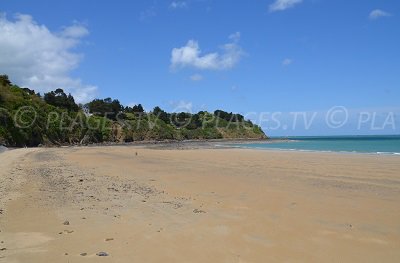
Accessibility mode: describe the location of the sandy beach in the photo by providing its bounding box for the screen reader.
[1,146,400,262]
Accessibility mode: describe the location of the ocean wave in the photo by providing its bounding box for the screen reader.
[229,145,400,155]
[376,152,400,155]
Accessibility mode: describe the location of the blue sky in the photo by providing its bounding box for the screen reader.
[1,0,399,135]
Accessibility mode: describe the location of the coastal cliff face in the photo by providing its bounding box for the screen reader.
[0,76,266,147]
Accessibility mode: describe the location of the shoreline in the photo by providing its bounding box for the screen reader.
[4,137,400,156]
[223,144,400,156]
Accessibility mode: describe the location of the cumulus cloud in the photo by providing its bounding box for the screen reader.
[0,13,97,103]
[269,0,302,12]
[61,23,89,38]
[190,74,203,81]
[369,9,392,20]
[170,32,243,70]
[170,1,187,9]
[282,58,293,66]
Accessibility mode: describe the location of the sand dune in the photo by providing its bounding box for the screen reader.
[1,146,400,262]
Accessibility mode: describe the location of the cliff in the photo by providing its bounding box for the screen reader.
[0,75,267,147]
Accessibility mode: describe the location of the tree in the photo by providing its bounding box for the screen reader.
[111,99,123,113]
[171,112,192,128]
[214,110,244,122]
[22,88,36,95]
[132,104,144,113]
[187,113,202,130]
[153,106,162,115]
[0,75,11,86]
[44,89,79,111]
[87,98,123,120]
[153,106,169,123]
[214,110,229,121]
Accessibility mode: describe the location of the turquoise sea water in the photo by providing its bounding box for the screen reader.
[232,135,400,155]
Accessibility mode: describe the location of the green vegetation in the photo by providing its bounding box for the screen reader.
[0,75,267,147]
[86,98,123,120]
[44,88,79,112]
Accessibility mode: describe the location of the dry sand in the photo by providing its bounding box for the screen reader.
[0,146,400,262]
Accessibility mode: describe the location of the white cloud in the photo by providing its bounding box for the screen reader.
[139,6,157,21]
[269,0,302,12]
[229,31,241,42]
[369,9,392,20]
[0,13,96,103]
[170,1,187,9]
[61,23,89,38]
[170,32,243,70]
[282,58,293,66]
[190,74,203,81]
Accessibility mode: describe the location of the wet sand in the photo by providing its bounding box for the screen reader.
[1,146,400,262]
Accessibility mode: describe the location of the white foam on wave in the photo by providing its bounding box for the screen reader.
[228,144,400,156]
[376,152,400,155]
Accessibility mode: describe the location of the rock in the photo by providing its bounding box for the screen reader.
[0,248,6,251]
[80,253,87,256]
[105,238,114,241]
[96,252,109,257]
[0,145,8,153]
[63,220,70,225]
[193,209,206,214]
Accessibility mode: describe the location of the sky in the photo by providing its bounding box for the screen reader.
[0,0,399,136]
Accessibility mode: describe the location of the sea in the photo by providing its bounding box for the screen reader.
[231,135,400,155]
